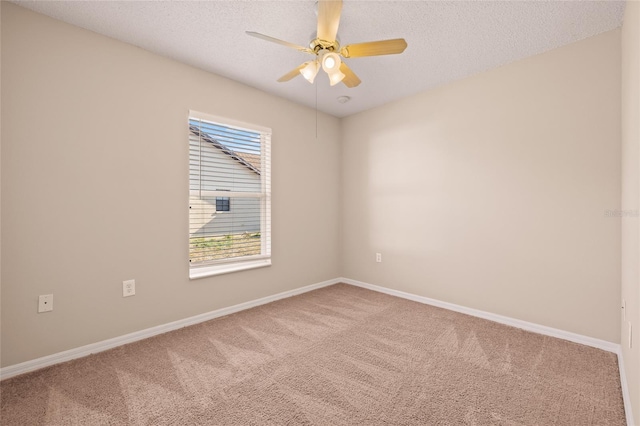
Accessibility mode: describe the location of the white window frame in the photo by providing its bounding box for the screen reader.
[188,110,271,279]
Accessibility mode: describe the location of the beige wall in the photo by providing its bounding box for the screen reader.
[621,0,640,421]
[342,30,622,343]
[0,3,341,367]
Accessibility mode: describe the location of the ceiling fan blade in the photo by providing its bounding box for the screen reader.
[341,38,408,58]
[339,62,361,88]
[317,0,342,42]
[246,31,313,54]
[277,63,306,82]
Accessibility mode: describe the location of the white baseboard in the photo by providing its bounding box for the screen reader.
[0,278,340,381]
[340,277,619,352]
[340,277,634,425]
[616,349,636,426]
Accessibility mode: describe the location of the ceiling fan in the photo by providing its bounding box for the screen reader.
[246,0,407,88]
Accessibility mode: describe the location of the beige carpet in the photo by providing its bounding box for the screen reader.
[0,283,626,425]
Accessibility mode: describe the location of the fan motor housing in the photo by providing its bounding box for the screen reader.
[310,38,340,53]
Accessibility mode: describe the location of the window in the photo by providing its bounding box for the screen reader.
[215,197,230,212]
[188,111,271,279]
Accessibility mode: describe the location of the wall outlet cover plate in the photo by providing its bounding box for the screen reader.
[38,294,53,313]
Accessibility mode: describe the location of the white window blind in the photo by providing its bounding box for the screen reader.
[189,111,271,278]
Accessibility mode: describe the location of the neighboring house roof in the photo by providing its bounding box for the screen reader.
[237,152,261,171]
[190,126,261,175]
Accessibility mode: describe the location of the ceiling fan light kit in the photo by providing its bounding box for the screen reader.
[328,69,346,86]
[300,60,320,83]
[246,0,407,88]
[320,51,345,86]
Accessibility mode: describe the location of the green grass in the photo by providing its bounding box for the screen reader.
[190,232,261,263]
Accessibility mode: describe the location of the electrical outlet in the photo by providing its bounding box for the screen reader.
[123,279,136,297]
[38,294,53,313]
[376,253,382,263]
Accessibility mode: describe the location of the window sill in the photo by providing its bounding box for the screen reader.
[189,258,271,280]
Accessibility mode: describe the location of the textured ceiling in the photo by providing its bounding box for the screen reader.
[11,0,625,118]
